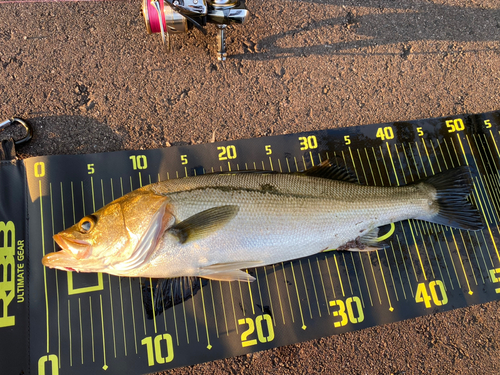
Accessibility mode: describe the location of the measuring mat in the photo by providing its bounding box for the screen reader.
[2,111,500,374]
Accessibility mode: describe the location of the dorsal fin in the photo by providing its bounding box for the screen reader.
[299,160,358,183]
[192,160,356,182]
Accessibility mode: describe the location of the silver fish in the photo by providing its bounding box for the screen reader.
[42,162,483,282]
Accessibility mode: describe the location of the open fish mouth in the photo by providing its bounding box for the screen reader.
[42,234,92,271]
[53,234,91,258]
[41,249,78,271]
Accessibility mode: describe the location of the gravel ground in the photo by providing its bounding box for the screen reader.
[1,0,500,373]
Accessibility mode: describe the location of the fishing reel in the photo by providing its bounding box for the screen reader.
[142,0,250,60]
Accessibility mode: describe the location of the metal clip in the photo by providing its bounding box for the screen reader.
[216,24,227,61]
[0,118,33,145]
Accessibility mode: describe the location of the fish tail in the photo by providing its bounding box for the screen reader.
[419,166,484,231]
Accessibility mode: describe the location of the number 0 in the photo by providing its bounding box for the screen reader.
[34,162,45,177]
[38,354,59,375]
[255,314,275,342]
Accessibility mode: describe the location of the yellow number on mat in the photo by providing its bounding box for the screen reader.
[376,127,394,141]
[415,280,448,308]
[34,162,45,177]
[218,145,237,161]
[38,354,59,375]
[490,268,500,293]
[238,314,275,347]
[298,135,318,150]
[330,296,364,327]
[446,118,465,133]
[238,317,257,347]
[141,334,174,366]
[130,155,148,170]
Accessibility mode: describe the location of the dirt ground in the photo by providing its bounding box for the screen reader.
[1,0,500,373]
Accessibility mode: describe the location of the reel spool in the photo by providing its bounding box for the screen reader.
[143,0,250,60]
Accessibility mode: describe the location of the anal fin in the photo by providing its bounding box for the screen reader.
[203,270,256,282]
[336,227,388,252]
[200,261,263,282]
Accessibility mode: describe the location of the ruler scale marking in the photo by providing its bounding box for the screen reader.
[22,112,500,374]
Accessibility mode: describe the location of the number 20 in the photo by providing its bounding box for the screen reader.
[238,314,275,347]
[218,145,237,160]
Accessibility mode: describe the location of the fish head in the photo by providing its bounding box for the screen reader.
[42,189,174,274]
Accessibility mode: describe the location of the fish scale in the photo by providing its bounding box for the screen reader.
[43,162,482,282]
[130,172,442,278]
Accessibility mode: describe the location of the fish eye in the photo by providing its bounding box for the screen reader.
[79,215,97,233]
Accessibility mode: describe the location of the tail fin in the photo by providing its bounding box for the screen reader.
[421,166,484,231]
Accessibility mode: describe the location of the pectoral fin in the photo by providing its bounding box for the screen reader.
[169,205,239,244]
[200,261,264,282]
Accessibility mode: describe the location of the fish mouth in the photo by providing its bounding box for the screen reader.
[42,234,92,271]
[53,234,92,258]
[41,249,78,272]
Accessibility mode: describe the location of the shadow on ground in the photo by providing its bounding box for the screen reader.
[234,0,500,60]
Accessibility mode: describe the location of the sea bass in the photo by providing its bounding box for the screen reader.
[42,162,483,282]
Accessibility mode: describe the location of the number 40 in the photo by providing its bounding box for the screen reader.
[415,280,448,308]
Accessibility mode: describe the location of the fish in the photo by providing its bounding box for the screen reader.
[42,161,484,283]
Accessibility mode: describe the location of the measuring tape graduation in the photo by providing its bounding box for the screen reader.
[1,111,500,374]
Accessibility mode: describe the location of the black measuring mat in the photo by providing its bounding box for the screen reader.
[0,139,30,375]
[2,111,500,374]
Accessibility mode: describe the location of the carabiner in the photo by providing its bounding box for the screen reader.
[0,117,33,145]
